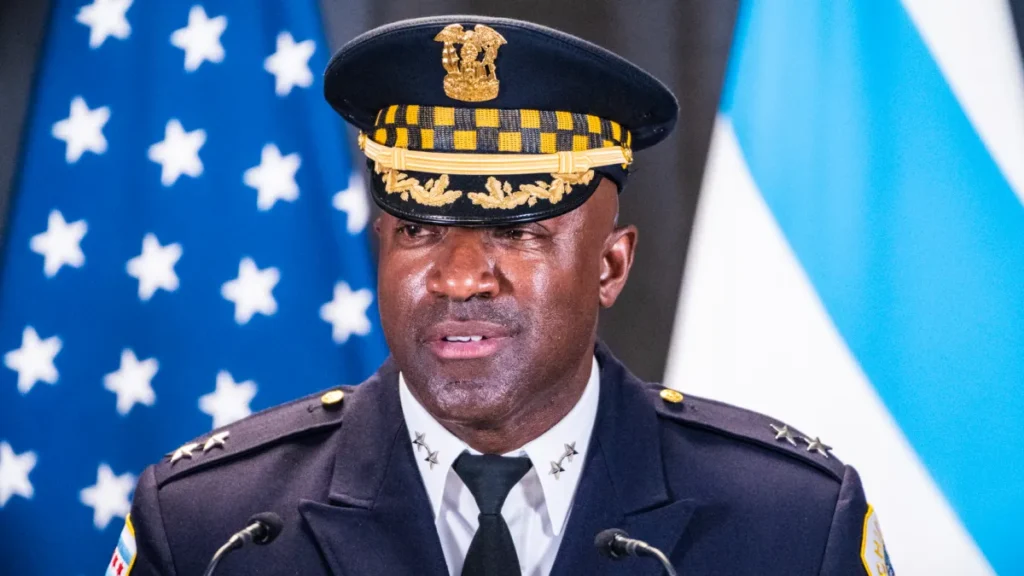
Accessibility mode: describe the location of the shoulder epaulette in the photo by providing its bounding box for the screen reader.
[154,385,353,488]
[644,383,846,482]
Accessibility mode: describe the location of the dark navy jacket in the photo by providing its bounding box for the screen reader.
[125,344,884,575]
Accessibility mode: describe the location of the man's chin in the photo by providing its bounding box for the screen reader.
[421,378,515,425]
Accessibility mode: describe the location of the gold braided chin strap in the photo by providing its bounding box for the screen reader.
[359,132,632,175]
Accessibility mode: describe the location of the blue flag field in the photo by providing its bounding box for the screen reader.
[0,2,388,574]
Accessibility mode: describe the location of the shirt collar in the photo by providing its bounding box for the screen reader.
[398,375,469,520]
[398,356,601,536]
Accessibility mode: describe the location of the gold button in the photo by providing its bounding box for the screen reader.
[660,388,684,404]
[320,390,345,407]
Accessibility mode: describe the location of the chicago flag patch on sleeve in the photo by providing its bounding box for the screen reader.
[861,505,895,575]
[106,514,137,576]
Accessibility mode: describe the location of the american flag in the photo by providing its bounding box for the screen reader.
[0,1,388,574]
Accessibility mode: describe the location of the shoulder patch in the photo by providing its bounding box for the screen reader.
[154,386,352,488]
[106,514,136,576]
[861,505,895,575]
[646,384,846,481]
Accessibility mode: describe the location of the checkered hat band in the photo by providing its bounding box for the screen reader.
[371,105,632,153]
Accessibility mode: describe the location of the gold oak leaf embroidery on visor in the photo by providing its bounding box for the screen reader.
[468,171,595,209]
[375,162,594,210]
[374,162,464,207]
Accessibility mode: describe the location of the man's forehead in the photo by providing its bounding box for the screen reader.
[324,16,676,229]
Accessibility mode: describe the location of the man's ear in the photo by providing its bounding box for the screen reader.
[598,224,637,308]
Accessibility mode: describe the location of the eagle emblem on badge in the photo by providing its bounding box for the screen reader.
[434,23,507,102]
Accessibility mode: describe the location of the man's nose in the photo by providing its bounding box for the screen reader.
[427,233,500,301]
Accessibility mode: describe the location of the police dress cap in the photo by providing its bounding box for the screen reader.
[324,15,679,226]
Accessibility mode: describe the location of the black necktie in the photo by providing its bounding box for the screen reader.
[453,452,533,576]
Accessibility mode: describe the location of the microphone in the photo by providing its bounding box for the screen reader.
[202,512,284,576]
[595,528,679,576]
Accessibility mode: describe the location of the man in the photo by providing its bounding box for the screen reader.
[111,16,893,576]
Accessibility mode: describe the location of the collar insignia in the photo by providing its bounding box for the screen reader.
[549,460,565,480]
[412,431,440,470]
[425,450,440,469]
[413,432,427,451]
[561,442,579,463]
[548,441,578,480]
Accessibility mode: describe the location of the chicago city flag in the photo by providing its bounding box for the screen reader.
[667,2,1024,575]
[0,1,388,574]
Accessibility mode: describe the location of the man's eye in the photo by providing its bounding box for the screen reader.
[397,224,426,237]
[495,228,534,240]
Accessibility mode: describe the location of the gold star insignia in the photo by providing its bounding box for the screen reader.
[203,431,230,452]
[167,442,201,465]
[770,423,797,446]
[803,436,832,458]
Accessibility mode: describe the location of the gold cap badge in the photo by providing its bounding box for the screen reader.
[660,388,684,404]
[434,23,507,102]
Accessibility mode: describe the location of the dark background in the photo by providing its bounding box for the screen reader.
[2,0,1022,382]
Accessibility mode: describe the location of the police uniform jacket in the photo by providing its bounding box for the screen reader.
[126,342,879,575]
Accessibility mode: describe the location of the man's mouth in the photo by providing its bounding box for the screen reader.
[424,321,512,360]
[442,335,485,342]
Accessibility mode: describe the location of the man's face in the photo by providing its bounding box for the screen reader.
[375,178,635,428]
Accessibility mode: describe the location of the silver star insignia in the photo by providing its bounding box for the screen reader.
[770,423,797,446]
[413,432,427,452]
[562,442,579,463]
[549,461,565,480]
[802,436,832,458]
[167,442,201,465]
[203,431,230,452]
[425,450,439,469]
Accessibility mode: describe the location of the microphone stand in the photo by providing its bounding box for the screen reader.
[201,541,237,576]
[646,546,679,576]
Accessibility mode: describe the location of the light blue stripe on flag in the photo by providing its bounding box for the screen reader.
[116,538,132,565]
[722,2,1024,574]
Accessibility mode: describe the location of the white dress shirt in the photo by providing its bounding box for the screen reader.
[398,357,601,576]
